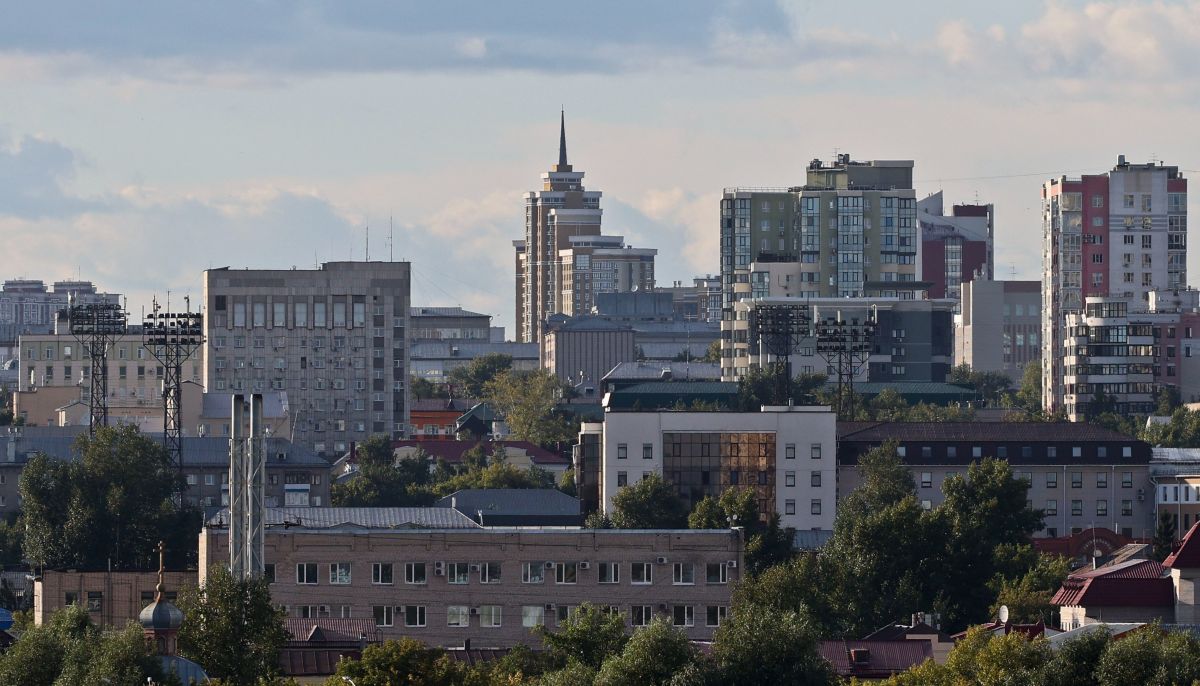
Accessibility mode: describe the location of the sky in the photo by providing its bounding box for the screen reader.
[3,0,1200,334]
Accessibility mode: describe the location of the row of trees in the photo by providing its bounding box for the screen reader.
[881,623,1200,686]
[328,601,833,686]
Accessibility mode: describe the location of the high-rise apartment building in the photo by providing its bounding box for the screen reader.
[1041,157,1187,413]
[918,191,994,305]
[558,235,655,317]
[517,113,603,342]
[202,262,411,458]
[719,155,922,344]
[0,280,120,359]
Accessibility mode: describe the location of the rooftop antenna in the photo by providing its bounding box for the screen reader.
[389,215,394,262]
[365,222,370,262]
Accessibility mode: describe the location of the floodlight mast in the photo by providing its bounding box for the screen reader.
[748,303,812,405]
[68,299,128,434]
[142,295,203,473]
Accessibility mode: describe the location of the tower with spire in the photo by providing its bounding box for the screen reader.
[516,111,604,343]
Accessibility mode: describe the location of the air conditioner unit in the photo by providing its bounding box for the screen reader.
[726,560,738,569]
[544,561,555,569]
[469,607,479,616]
[434,562,445,575]
[544,603,555,611]
[579,561,591,570]
[656,556,668,565]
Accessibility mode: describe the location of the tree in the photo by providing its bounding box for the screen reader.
[1095,624,1200,686]
[1156,385,1182,416]
[702,340,721,363]
[609,474,688,529]
[1016,361,1042,414]
[989,548,1071,624]
[326,637,475,686]
[689,490,793,572]
[537,603,629,670]
[178,565,290,686]
[949,364,1013,405]
[332,440,435,508]
[594,618,697,686]
[20,425,190,570]
[736,367,827,410]
[710,603,833,686]
[484,369,575,446]
[0,605,164,686]
[558,468,578,497]
[1154,512,1179,561]
[449,353,513,398]
[410,375,438,400]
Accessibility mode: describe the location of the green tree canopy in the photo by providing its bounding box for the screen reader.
[178,565,291,686]
[710,603,833,686]
[449,353,514,398]
[609,474,688,529]
[536,603,629,671]
[483,369,576,447]
[326,637,477,686]
[594,618,696,686]
[20,425,193,570]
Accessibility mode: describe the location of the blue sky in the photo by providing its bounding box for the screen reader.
[2,1,1199,333]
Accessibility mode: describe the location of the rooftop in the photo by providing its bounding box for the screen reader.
[0,428,328,467]
[838,421,1147,444]
[205,507,482,530]
[435,489,581,518]
[1165,521,1200,569]
[410,307,489,318]
[818,640,932,679]
[391,439,570,466]
[1051,559,1173,608]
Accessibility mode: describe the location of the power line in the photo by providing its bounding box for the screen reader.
[916,167,1103,184]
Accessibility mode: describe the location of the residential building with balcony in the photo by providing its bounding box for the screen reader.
[918,191,993,306]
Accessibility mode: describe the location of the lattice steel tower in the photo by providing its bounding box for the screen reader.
[815,309,877,418]
[69,300,128,433]
[229,394,265,579]
[143,297,203,470]
[748,303,812,404]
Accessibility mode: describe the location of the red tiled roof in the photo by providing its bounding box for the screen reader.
[283,618,379,643]
[1165,521,1200,569]
[1051,559,1173,608]
[818,640,932,678]
[279,647,361,676]
[392,439,569,465]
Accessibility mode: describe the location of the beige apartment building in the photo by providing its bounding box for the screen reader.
[558,235,656,317]
[13,331,202,428]
[203,262,411,459]
[199,508,742,648]
[35,569,196,628]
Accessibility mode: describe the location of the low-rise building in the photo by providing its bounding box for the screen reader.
[198,508,742,647]
[542,316,636,390]
[837,421,1154,539]
[435,489,582,527]
[597,406,838,533]
[1150,448,1200,538]
[34,569,196,628]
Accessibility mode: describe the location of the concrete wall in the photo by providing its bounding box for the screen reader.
[35,570,196,628]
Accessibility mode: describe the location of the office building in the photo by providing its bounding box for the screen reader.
[719,155,922,324]
[542,316,635,390]
[517,113,604,343]
[198,508,742,647]
[1041,157,1188,413]
[724,297,955,383]
[836,421,1153,539]
[203,261,411,458]
[657,275,723,324]
[595,406,838,533]
[918,191,994,304]
[955,280,1041,383]
[558,235,656,317]
[0,280,120,360]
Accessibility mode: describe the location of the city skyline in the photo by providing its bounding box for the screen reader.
[3,1,1200,334]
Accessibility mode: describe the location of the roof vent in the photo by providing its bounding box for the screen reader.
[660,367,672,380]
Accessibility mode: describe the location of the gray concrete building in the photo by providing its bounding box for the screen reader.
[955,280,1041,383]
[542,316,636,391]
[203,262,411,458]
[0,280,120,360]
[199,508,742,647]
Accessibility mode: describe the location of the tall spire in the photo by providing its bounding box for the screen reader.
[558,109,568,168]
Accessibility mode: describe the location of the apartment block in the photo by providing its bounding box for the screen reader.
[955,280,1041,383]
[203,262,411,458]
[724,297,955,383]
[597,407,838,533]
[518,113,604,343]
[837,422,1154,539]
[657,275,723,324]
[918,191,994,305]
[0,280,120,359]
[198,508,742,647]
[1042,157,1187,413]
[558,235,656,317]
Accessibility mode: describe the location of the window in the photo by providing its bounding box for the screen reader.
[373,605,393,627]
[479,605,502,628]
[707,562,729,584]
[329,562,351,585]
[1097,500,1108,516]
[706,606,728,627]
[296,563,317,585]
[1047,473,1058,488]
[921,472,932,488]
[1071,472,1083,488]
[631,562,653,584]
[556,562,577,584]
[1071,500,1083,516]
[785,499,796,515]
[811,443,822,459]
[643,443,653,459]
[1096,473,1108,489]
[1122,472,1133,488]
[632,605,653,627]
[672,605,694,627]
[448,562,470,584]
[973,446,982,458]
[1045,500,1058,516]
[617,471,628,488]
[372,563,393,585]
[785,471,796,487]
[617,444,628,459]
[811,471,822,487]
[811,499,822,515]
[86,591,103,613]
[447,606,469,627]
[673,563,695,585]
[556,606,577,624]
[405,562,426,584]
[480,562,501,584]
[785,444,796,459]
[522,606,545,628]
[264,564,276,583]
[522,562,546,584]
[1073,446,1082,458]
[1121,499,1134,516]
[599,562,620,584]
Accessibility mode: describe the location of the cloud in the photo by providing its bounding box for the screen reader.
[0,132,109,218]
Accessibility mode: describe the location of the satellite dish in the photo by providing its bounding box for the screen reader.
[998,605,1009,623]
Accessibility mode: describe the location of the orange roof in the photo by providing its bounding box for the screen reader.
[1165,521,1200,569]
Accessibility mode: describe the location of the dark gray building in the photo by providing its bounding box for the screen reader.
[435,489,582,526]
